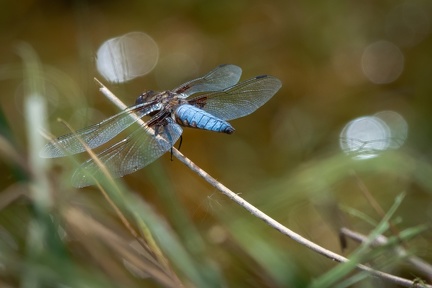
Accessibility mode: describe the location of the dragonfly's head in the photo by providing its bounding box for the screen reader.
[135,90,157,105]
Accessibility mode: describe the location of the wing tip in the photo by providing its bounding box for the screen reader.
[39,144,62,158]
[255,75,282,90]
[71,170,94,188]
[218,63,242,73]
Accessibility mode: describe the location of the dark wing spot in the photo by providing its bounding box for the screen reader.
[189,96,208,108]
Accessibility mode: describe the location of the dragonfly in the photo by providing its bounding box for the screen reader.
[40,64,282,188]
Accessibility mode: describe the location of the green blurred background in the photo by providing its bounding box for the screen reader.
[1,0,432,287]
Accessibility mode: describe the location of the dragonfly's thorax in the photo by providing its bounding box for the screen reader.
[135,90,185,114]
[138,90,189,125]
[163,92,187,110]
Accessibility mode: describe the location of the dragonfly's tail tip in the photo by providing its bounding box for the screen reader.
[226,127,235,134]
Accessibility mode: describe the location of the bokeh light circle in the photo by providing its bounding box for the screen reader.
[96,32,159,83]
[340,116,390,159]
[361,40,404,84]
[340,111,408,159]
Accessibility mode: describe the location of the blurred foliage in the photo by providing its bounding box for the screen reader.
[1,0,432,287]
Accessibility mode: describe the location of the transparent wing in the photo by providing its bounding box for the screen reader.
[40,102,161,158]
[71,118,183,188]
[174,64,242,97]
[188,75,282,121]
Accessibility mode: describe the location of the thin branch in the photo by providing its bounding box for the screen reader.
[94,77,431,288]
[341,227,432,279]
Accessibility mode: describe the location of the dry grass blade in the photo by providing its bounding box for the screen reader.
[64,206,181,288]
[55,119,182,285]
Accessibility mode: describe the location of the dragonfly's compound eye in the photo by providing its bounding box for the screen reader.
[135,90,156,105]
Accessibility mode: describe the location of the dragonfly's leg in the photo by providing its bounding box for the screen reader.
[171,135,183,161]
[154,125,160,136]
[160,122,176,162]
[177,135,183,151]
[170,147,173,161]
[169,135,183,161]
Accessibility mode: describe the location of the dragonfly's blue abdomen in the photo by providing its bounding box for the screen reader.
[174,104,235,134]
